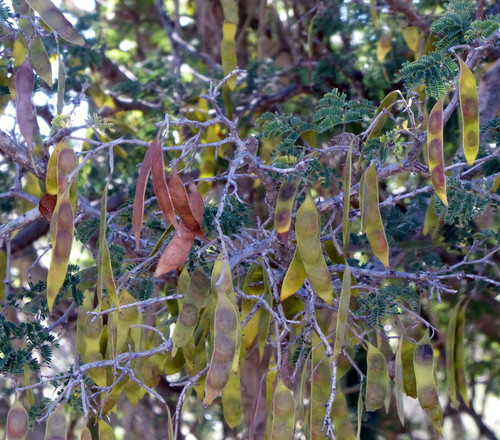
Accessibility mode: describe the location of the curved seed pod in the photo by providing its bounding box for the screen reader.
[414,332,443,434]
[333,265,351,360]
[401,336,417,398]
[6,401,28,440]
[426,97,448,206]
[46,190,74,312]
[280,247,307,302]
[365,342,389,412]
[25,0,85,46]
[296,192,333,304]
[172,268,210,355]
[423,196,440,237]
[98,420,116,440]
[458,58,479,166]
[270,377,295,440]
[342,142,353,251]
[362,166,390,267]
[455,298,470,406]
[368,91,399,139]
[222,361,242,428]
[204,257,239,406]
[332,390,356,440]
[275,179,299,242]
[44,404,66,440]
[264,357,278,440]
[402,26,420,52]
[80,427,91,440]
[241,264,263,349]
[395,339,405,425]
[377,31,392,63]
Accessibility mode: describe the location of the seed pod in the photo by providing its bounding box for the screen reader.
[310,334,331,440]
[359,170,366,234]
[365,342,389,412]
[402,26,420,52]
[46,190,74,312]
[275,179,299,242]
[395,339,405,425]
[455,298,470,406]
[221,22,237,90]
[426,97,447,206]
[362,166,390,267]
[414,332,443,434]
[270,377,295,440]
[458,58,479,166]
[44,404,66,440]
[296,192,333,304]
[280,247,307,302]
[204,257,240,405]
[332,390,356,440]
[324,241,358,297]
[401,336,417,398]
[445,300,459,408]
[377,31,392,63]
[222,361,242,428]
[172,268,210,355]
[116,290,142,354]
[368,91,399,139]
[423,196,440,237]
[333,265,351,360]
[6,401,28,440]
[98,420,116,440]
[241,264,263,349]
[258,267,272,360]
[342,142,353,251]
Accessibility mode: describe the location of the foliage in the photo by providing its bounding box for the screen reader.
[0,1,499,440]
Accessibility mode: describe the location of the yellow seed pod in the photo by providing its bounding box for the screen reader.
[455,298,470,406]
[264,356,278,440]
[221,23,237,90]
[280,247,307,302]
[365,342,389,412]
[310,334,331,440]
[275,179,299,241]
[271,377,295,440]
[414,332,443,434]
[446,300,459,408]
[426,97,448,206]
[402,26,420,52]
[296,193,333,304]
[241,264,263,349]
[423,196,440,237]
[333,265,351,360]
[377,31,392,62]
[362,166,390,267]
[401,336,417,398]
[44,404,66,440]
[6,401,28,440]
[368,91,399,139]
[395,339,405,425]
[458,58,479,166]
[98,420,116,440]
[222,363,242,428]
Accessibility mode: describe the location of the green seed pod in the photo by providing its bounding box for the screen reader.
[333,265,351,360]
[98,420,116,440]
[395,339,405,425]
[44,404,66,440]
[401,337,417,398]
[222,364,242,428]
[365,342,389,412]
[362,166,390,267]
[275,179,299,242]
[6,401,28,440]
[172,268,210,355]
[258,269,272,360]
[280,247,307,302]
[310,334,331,440]
[368,91,399,139]
[414,332,443,434]
[296,192,334,304]
[458,58,479,166]
[342,142,353,251]
[270,377,295,440]
[332,390,356,440]
[426,97,447,206]
[241,264,263,349]
[455,298,470,406]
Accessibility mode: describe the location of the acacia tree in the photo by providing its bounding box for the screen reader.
[0,0,499,439]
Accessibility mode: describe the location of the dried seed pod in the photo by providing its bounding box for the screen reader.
[296,193,333,304]
[6,401,28,440]
[275,179,299,242]
[426,97,448,206]
[172,268,210,355]
[270,377,295,440]
[458,58,479,166]
[365,342,389,412]
[44,404,66,440]
[204,257,240,405]
[361,166,390,267]
[414,332,443,434]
